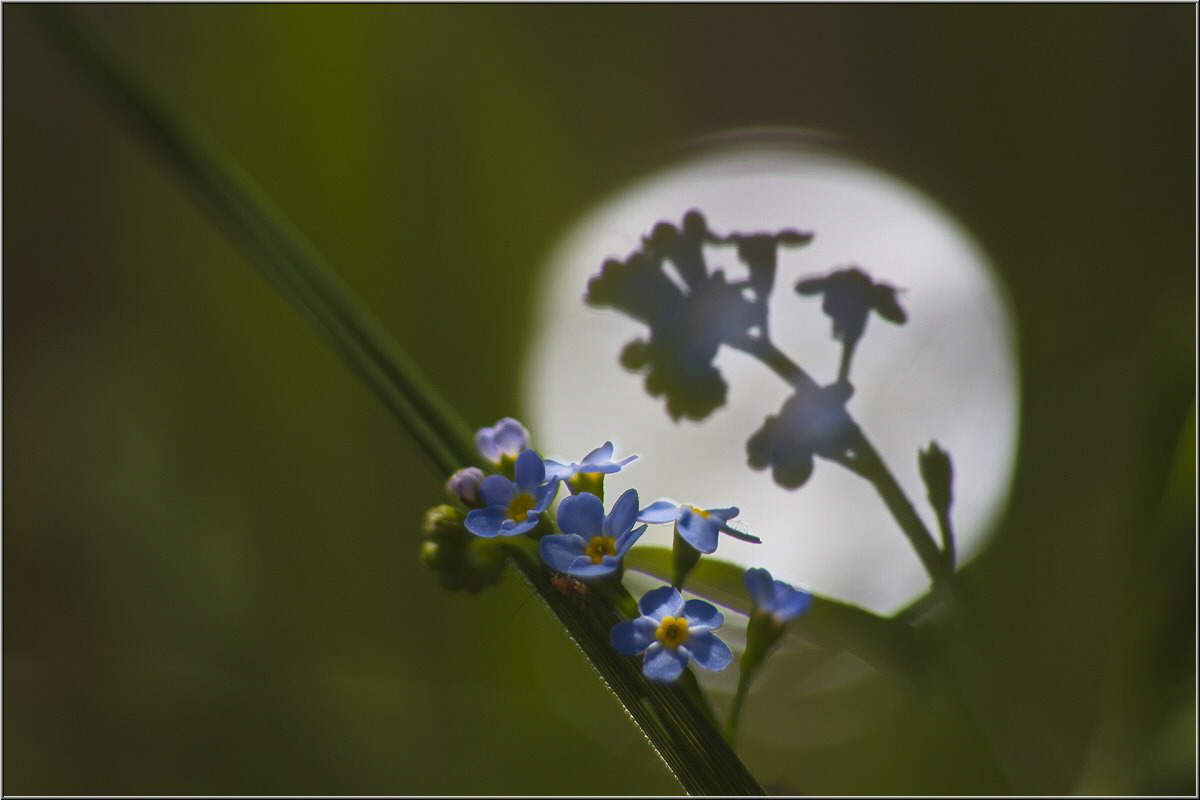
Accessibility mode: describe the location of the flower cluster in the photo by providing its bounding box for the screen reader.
[421,416,812,692]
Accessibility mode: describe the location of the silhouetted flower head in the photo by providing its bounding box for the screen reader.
[795,266,907,347]
[611,585,733,683]
[538,489,646,581]
[464,449,559,537]
[589,212,782,422]
[746,381,856,489]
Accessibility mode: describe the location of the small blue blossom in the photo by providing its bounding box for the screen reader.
[611,585,733,683]
[544,441,638,481]
[638,500,744,553]
[744,567,812,624]
[464,449,559,537]
[538,488,647,580]
[475,417,530,465]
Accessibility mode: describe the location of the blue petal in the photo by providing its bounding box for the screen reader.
[532,477,560,511]
[565,559,620,580]
[744,567,777,611]
[543,459,576,480]
[475,428,500,462]
[675,510,719,554]
[604,488,640,538]
[638,585,684,620]
[773,585,813,621]
[581,441,614,466]
[612,617,658,655]
[501,516,539,536]
[585,453,638,474]
[682,631,733,672]
[514,448,546,489]
[477,475,516,508]
[556,492,604,537]
[706,506,740,523]
[538,534,590,573]
[638,500,681,524]
[614,453,638,470]
[464,506,509,538]
[614,524,647,556]
[642,643,688,683]
[682,598,724,631]
[492,418,529,456]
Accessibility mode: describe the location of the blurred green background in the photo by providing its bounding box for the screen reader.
[4,4,1194,795]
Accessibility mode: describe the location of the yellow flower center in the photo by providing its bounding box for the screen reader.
[507,492,536,521]
[585,535,617,564]
[690,506,710,519]
[655,616,690,648]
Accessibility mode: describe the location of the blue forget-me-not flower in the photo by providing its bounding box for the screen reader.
[464,449,559,537]
[538,488,646,580]
[612,585,733,683]
[544,441,637,482]
[638,500,743,553]
[475,417,530,466]
[744,567,813,625]
[544,441,638,498]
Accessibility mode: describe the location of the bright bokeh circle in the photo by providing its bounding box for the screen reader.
[523,134,1019,614]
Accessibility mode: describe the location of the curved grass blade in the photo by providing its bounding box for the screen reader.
[35,8,764,794]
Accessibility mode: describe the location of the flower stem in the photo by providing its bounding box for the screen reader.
[725,666,753,747]
[839,431,955,597]
[935,506,956,571]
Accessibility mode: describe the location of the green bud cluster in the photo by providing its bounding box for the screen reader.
[418,504,506,593]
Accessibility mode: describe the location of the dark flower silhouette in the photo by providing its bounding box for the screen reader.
[795,266,906,382]
[587,211,764,421]
[746,380,856,489]
[712,227,812,337]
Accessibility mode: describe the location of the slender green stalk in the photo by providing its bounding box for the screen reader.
[36,7,763,794]
[935,506,956,571]
[838,431,955,595]
[725,668,752,746]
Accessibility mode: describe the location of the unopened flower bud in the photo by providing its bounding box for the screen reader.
[422,504,465,538]
[446,467,486,507]
[918,441,954,513]
[475,417,530,465]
